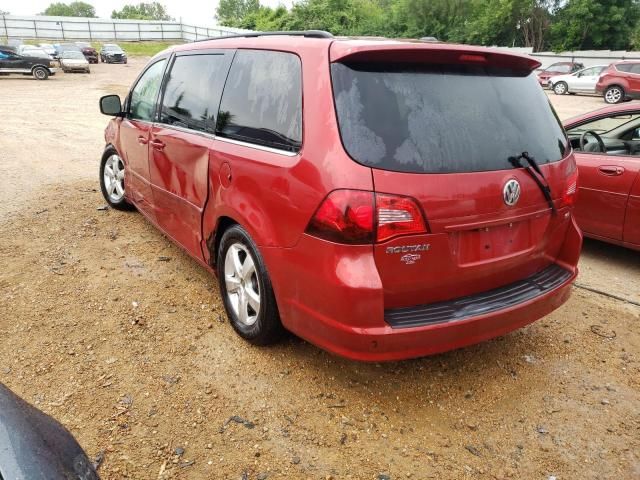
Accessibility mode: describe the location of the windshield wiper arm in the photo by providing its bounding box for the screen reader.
[509,152,557,214]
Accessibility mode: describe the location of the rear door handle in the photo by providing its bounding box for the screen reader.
[150,139,165,150]
[598,165,624,176]
[137,135,148,145]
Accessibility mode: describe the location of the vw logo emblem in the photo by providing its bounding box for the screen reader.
[503,179,521,206]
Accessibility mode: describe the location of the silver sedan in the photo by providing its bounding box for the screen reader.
[550,65,608,95]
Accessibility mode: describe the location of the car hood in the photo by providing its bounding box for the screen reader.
[104,51,125,55]
[0,383,99,479]
[62,58,88,64]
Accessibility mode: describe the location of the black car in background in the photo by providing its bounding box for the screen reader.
[0,48,58,80]
[75,41,99,63]
[100,44,127,64]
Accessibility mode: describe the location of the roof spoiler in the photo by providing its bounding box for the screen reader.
[330,43,541,72]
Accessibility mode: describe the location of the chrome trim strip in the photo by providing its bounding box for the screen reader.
[215,135,299,157]
[154,122,215,141]
[153,122,299,157]
[0,69,31,73]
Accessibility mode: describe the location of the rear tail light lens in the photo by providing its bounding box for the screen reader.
[562,167,579,207]
[306,190,374,244]
[306,190,427,244]
[375,193,427,242]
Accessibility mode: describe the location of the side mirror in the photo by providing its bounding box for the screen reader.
[99,94,123,116]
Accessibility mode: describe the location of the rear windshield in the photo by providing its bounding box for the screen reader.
[331,62,567,173]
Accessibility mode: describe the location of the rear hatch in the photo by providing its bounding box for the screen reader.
[330,42,576,309]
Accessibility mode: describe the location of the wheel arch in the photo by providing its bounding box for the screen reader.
[606,83,626,92]
[206,216,239,268]
[30,64,51,73]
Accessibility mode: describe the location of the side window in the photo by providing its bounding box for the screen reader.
[568,114,640,135]
[216,49,302,153]
[160,54,228,134]
[129,59,166,122]
[631,64,640,75]
[616,63,633,73]
[580,68,595,76]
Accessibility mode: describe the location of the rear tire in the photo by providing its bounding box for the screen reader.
[32,67,49,80]
[604,85,624,104]
[217,225,284,346]
[553,81,568,95]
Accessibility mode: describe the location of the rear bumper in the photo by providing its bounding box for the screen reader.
[263,217,581,362]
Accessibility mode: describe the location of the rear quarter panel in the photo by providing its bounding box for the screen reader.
[201,40,374,260]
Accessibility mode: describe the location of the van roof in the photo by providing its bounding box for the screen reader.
[168,30,540,71]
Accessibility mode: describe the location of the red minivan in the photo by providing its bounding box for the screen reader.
[98,31,582,361]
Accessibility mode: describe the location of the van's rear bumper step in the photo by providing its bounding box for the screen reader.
[385,264,572,329]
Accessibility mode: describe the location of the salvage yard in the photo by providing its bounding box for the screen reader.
[0,58,639,479]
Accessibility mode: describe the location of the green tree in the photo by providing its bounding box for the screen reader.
[42,1,96,17]
[216,0,261,27]
[550,0,640,51]
[111,2,173,21]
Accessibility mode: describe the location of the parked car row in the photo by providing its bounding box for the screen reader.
[0,42,129,79]
[539,60,640,104]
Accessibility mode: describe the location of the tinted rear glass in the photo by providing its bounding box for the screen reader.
[331,63,567,173]
[216,49,302,152]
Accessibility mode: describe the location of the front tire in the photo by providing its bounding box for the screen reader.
[553,81,568,95]
[217,225,284,345]
[32,67,49,80]
[604,85,624,104]
[99,150,134,210]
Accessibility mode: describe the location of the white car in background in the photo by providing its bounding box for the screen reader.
[549,65,608,96]
[17,45,51,59]
[38,43,57,58]
[59,50,90,73]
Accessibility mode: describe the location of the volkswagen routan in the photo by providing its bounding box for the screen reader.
[98,31,582,361]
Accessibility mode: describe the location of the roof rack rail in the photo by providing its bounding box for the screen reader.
[194,30,333,43]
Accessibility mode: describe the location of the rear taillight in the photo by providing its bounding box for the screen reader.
[375,193,427,242]
[562,168,579,207]
[306,190,427,244]
[305,190,374,244]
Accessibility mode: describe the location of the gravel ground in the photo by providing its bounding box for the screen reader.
[0,58,638,480]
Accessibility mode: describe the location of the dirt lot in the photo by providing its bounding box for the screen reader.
[0,58,639,480]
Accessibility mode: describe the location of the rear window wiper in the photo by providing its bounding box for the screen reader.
[509,152,557,214]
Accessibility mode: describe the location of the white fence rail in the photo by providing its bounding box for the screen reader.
[0,14,248,42]
[497,47,640,69]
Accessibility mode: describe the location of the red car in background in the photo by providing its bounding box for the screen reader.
[97,32,581,361]
[75,41,98,63]
[596,61,640,104]
[538,61,584,87]
[565,104,640,250]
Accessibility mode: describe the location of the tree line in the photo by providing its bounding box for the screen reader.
[216,0,640,52]
[39,1,173,21]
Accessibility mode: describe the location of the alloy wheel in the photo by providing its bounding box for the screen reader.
[553,82,567,95]
[103,154,125,203]
[605,87,623,104]
[224,243,261,326]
